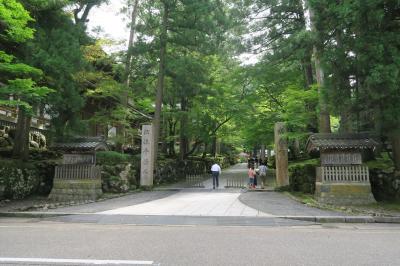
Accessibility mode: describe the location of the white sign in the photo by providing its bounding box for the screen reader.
[63,154,94,165]
[140,124,154,186]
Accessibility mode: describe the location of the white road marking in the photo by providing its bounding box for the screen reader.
[0,257,154,265]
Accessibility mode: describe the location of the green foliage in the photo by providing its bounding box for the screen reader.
[288,159,319,193]
[289,158,319,169]
[96,151,132,165]
[0,164,40,199]
[101,163,137,193]
[370,169,400,202]
[0,0,34,42]
[282,85,318,139]
[365,153,394,171]
[0,0,52,114]
[129,0,245,158]
[1,79,53,111]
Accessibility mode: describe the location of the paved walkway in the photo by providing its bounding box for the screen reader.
[239,192,342,216]
[99,163,340,217]
[100,164,268,216]
[100,191,271,216]
[0,163,345,219]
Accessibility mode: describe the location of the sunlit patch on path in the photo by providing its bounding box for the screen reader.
[99,191,271,217]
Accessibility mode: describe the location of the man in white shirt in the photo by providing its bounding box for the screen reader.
[211,163,221,189]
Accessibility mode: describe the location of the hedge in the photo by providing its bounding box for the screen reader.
[288,159,319,194]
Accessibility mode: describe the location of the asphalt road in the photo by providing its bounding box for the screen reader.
[1,218,400,266]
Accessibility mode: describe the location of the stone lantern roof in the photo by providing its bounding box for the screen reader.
[306,133,378,153]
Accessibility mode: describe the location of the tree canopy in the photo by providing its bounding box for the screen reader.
[1,0,400,167]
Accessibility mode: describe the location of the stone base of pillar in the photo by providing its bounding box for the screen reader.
[315,182,376,205]
[49,179,102,202]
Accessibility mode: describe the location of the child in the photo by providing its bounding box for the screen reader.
[248,167,256,189]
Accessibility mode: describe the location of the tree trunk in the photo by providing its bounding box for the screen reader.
[74,2,96,25]
[116,0,140,152]
[168,120,177,156]
[179,97,189,160]
[153,2,168,166]
[202,143,208,158]
[211,136,217,157]
[334,26,353,133]
[161,116,168,154]
[13,108,31,160]
[298,1,314,88]
[302,57,314,88]
[293,139,300,159]
[260,144,266,162]
[339,113,353,133]
[124,0,139,90]
[168,119,176,156]
[308,4,331,133]
[391,134,400,171]
[215,140,221,155]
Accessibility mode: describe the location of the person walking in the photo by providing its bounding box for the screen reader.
[211,162,221,189]
[258,161,268,189]
[248,167,256,189]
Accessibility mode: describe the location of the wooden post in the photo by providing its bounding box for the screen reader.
[274,122,289,187]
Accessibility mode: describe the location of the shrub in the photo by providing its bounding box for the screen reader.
[369,169,400,201]
[101,163,137,193]
[0,165,40,199]
[268,155,276,169]
[107,175,129,193]
[34,161,57,195]
[96,151,132,165]
[288,159,319,194]
[29,149,61,161]
[366,154,398,201]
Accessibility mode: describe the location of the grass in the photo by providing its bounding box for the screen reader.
[286,190,400,216]
[360,201,400,212]
[283,191,318,207]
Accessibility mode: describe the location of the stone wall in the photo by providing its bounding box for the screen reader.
[48,179,102,201]
[315,182,376,205]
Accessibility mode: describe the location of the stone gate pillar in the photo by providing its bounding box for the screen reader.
[274,122,289,187]
[140,124,154,187]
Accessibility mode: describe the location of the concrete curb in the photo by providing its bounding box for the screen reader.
[280,215,400,223]
[0,212,76,218]
[1,211,400,224]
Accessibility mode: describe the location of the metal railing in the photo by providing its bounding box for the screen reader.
[185,174,207,188]
[225,176,247,188]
